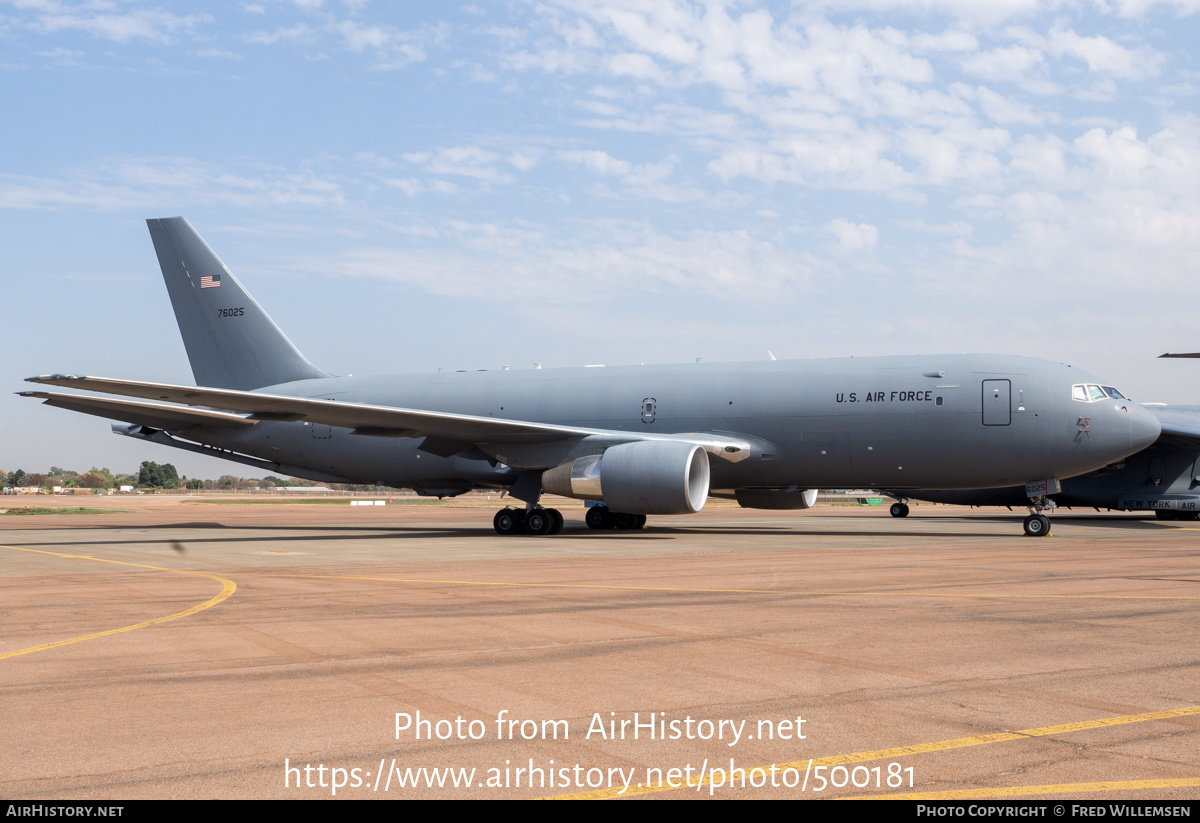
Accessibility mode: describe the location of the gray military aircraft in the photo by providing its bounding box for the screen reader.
[20,217,1162,537]
[886,404,1200,521]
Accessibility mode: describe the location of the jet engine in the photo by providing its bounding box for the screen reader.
[733,488,819,510]
[541,440,710,514]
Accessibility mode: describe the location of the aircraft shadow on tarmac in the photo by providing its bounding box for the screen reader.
[12,512,1180,555]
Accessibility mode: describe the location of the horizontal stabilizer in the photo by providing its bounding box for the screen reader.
[19,391,257,430]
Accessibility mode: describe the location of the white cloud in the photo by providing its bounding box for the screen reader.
[0,156,346,211]
[245,23,314,45]
[195,47,242,59]
[25,3,209,43]
[315,222,819,303]
[34,46,83,62]
[965,85,1043,125]
[825,218,879,253]
[326,20,446,68]
[1073,124,1198,187]
[1045,29,1162,79]
[384,177,459,196]
[403,146,516,185]
[961,45,1044,81]
[557,149,633,177]
[556,149,695,200]
[507,151,541,172]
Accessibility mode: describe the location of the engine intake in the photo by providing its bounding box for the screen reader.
[541,440,710,514]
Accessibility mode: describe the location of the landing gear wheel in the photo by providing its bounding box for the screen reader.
[890,502,910,518]
[634,514,647,529]
[525,508,553,536]
[614,512,640,530]
[547,508,564,534]
[1155,510,1175,521]
[585,506,613,530]
[1023,514,1050,537]
[494,508,523,536]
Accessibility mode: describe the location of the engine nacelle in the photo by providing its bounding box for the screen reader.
[541,440,710,514]
[734,488,818,510]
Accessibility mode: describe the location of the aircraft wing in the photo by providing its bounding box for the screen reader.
[22,374,754,461]
[1148,405,1200,445]
[19,391,258,430]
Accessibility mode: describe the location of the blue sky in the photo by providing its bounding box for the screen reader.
[3,0,1199,479]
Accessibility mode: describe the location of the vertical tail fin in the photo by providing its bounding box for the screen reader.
[147,217,330,390]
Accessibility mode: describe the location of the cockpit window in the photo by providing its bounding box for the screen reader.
[1073,383,1129,402]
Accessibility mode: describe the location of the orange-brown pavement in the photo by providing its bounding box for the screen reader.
[2,497,1198,799]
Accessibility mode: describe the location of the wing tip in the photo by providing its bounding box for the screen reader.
[26,373,83,383]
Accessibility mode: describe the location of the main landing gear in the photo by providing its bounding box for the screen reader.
[493,506,564,536]
[585,505,646,531]
[889,502,910,518]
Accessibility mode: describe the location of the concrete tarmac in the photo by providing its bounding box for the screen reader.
[2,497,1199,800]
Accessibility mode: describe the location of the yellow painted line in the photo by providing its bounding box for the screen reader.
[0,544,236,661]
[246,572,1200,601]
[856,776,1200,799]
[547,705,1200,799]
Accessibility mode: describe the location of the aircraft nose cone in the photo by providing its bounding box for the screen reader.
[1130,405,1162,451]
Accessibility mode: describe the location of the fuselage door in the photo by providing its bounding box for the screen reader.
[982,380,1011,426]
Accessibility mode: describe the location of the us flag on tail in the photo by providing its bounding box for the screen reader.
[200,273,221,289]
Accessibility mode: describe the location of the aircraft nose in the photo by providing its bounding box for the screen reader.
[1130,405,1162,451]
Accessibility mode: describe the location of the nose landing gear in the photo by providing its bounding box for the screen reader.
[1023,494,1053,537]
[1023,513,1051,536]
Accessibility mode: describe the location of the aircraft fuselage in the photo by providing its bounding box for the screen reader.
[187,353,1158,495]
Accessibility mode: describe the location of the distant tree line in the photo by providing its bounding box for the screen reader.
[2,463,188,490]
